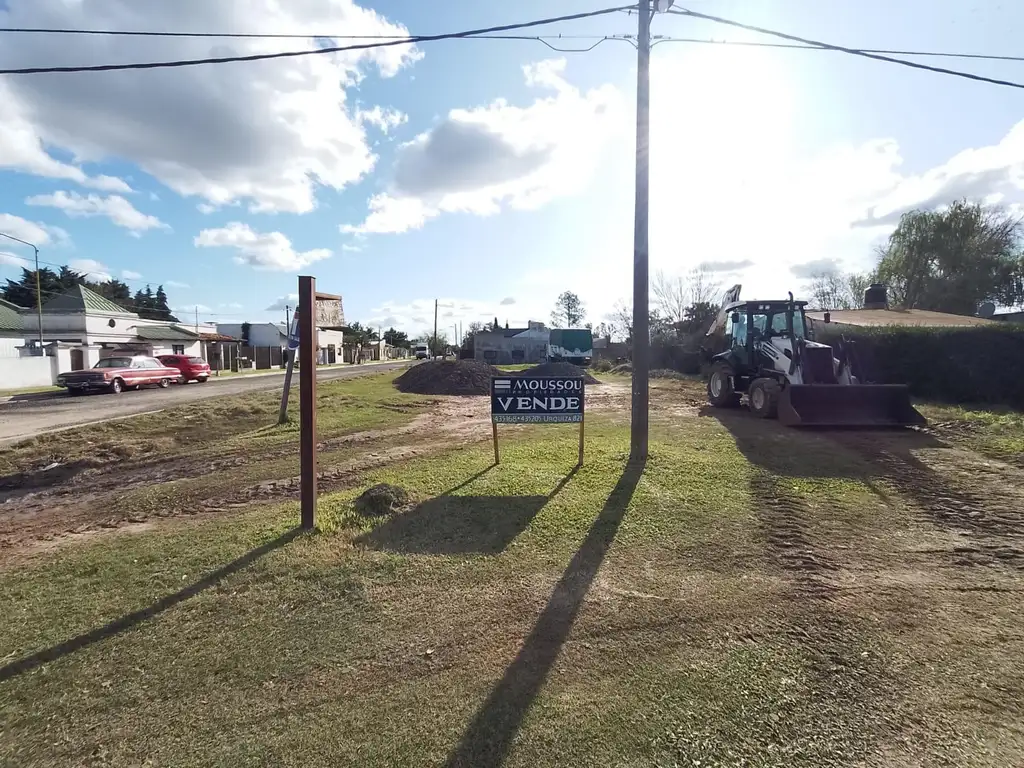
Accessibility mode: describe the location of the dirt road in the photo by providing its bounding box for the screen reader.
[0,362,410,446]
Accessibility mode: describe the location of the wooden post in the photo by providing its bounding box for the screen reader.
[578,414,585,467]
[299,275,317,530]
[492,421,499,465]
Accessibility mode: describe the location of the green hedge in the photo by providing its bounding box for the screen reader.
[815,324,1024,408]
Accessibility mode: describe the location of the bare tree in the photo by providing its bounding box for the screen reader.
[606,299,633,341]
[808,271,873,310]
[652,270,687,324]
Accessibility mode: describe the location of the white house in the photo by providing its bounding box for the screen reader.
[1,285,210,389]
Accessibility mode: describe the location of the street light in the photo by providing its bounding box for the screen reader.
[0,231,44,352]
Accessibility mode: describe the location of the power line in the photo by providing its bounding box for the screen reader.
[0,5,633,75]
[652,36,1024,63]
[3,21,1024,63]
[665,7,1024,90]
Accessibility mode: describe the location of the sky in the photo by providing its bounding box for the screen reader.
[2,0,1024,337]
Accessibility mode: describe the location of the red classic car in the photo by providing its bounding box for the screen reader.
[157,354,211,384]
[56,355,181,395]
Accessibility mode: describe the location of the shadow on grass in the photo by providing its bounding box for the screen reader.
[0,526,302,683]
[356,465,579,556]
[443,458,645,768]
[698,405,945,479]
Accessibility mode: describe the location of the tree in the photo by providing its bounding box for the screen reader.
[459,321,484,358]
[383,327,409,348]
[551,291,586,327]
[428,331,449,357]
[875,199,1024,314]
[653,267,722,330]
[604,299,667,342]
[807,271,872,310]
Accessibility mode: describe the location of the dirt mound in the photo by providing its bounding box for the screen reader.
[355,483,411,516]
[611,363,632,374]
[519,361,600,384]
[394,359,499,396]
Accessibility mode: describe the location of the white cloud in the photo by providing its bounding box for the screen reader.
[0,1,421,214]
[356,106,408,134]
[165,280,190,288]
[175,303,212,314]
[341,243,363,252]
[0,213,65,247]
[266,294,299,311]
[343,58,623,234]
[88,175,134,194]
[197,203,217,215]
[1,251,30,269]
[69,258,113,282]
[500,297,516,305]
[25,191,168,233]
[368,298,531,336]
[220,302,244,310]
[122,269,143,280]
[196,223,331,271]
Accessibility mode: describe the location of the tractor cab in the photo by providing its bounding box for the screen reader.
[721,299,810,369]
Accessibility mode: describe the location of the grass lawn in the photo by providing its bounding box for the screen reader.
[0,385,61,397]
[2,381,1024,766]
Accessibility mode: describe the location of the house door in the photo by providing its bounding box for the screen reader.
[70,349,85,370]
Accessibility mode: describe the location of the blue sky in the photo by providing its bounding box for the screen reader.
[2,0,1024,336]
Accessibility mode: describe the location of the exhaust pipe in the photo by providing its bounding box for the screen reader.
[779,384,926,427]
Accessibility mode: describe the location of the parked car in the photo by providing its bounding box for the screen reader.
[414,344,429,360]
[56,356,181,395]
[157,354,211,384]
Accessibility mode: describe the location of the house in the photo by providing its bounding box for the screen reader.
[215,321,344,367]
[806,307,999,331]
[474,321,549,365]
[1,285,219,388]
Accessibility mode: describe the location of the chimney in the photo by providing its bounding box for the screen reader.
[863,283,888,310]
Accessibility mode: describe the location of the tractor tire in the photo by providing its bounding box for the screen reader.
[748,378,780,419]
[707,363,740,408]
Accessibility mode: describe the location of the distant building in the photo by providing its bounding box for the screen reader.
[806,308,999,331]
[474,323,549,365]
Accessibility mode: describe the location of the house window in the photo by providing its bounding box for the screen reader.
[172,345,185,354]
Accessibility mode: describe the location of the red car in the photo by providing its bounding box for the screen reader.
[157,354,211,384]
[56,355,181,395]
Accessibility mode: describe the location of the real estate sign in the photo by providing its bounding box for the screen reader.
[491,376,584,424]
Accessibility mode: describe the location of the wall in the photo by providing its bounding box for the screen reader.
[149,340,202,357]
[216,323,285,348]
[474,331,548,365]
[0,337,24,359]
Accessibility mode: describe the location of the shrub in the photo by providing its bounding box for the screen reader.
[591,358,614,373]
[816,325,1024,408]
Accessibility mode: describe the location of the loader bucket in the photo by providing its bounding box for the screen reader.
[778,384,926,428]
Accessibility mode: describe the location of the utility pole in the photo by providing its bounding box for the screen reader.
[0,231,43,352]
[433,298,439,359]
[285,305,291,331]
[195,305,199,334]
[630,0,653,461]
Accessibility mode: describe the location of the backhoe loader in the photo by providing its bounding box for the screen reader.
[702,287,925,427]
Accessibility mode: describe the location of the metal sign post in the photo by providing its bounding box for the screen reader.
[491,376,586,467]
[277,314,300,425]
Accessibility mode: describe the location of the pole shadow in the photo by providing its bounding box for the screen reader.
[0,526,303,683]
[357,466,579,557]
[442,458,645,768]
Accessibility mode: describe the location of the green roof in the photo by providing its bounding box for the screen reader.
[0,298,24,333]
[134,325,200,341]
[41,284,133,314]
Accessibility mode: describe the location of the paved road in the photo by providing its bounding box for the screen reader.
[0,363,410,447]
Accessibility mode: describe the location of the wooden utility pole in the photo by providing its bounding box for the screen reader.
[630,0,652,461]
[433,298,439,359]
[299,276,317,530]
